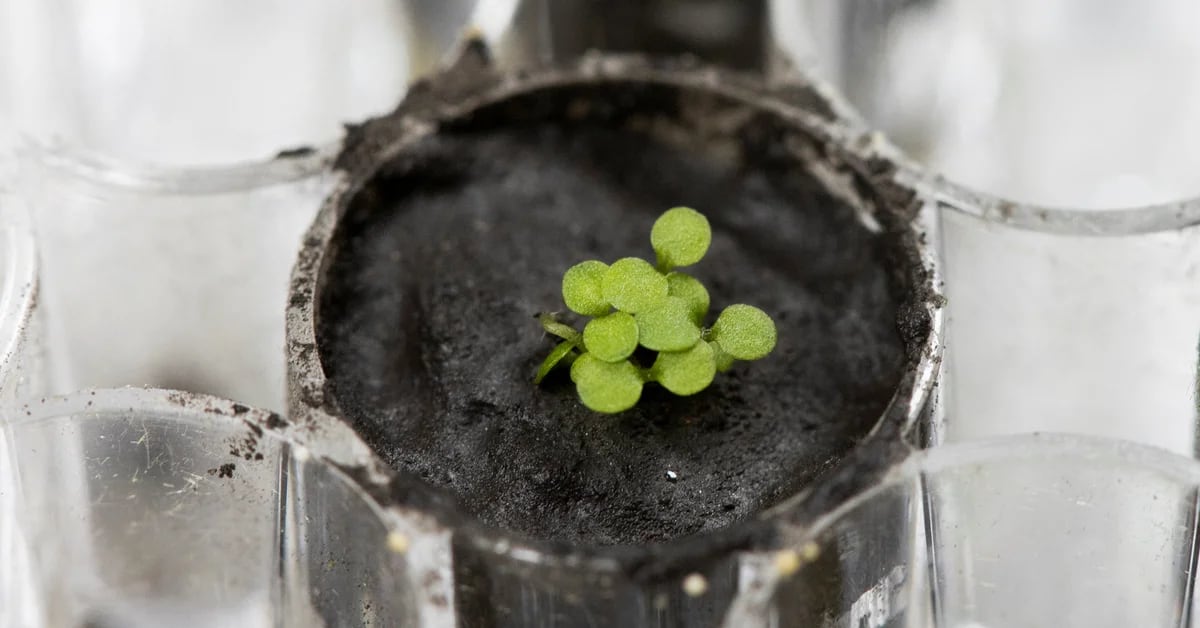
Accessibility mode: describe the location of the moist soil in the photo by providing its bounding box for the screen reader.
[317,85,908,547]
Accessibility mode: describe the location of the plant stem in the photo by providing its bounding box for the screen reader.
[539,313,581,342]
[654,251,674,274]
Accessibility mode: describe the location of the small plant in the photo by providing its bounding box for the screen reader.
[535,207,777,413]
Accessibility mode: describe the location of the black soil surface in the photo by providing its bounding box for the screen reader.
[317,91,908,547]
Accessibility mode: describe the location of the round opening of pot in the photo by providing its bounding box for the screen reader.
[299,59,937,550]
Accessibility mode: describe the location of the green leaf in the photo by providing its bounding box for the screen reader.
[562,260,612,317]
[709,340,735,372]
[571,353,644,413]
[583,312,639,363]
[666,272,709,325]
[652,341,716,396]
[636,296,701,352]
[651,207,711,270]
[601,257,668,314]
[711,304,777,360]
[534,340,578,384]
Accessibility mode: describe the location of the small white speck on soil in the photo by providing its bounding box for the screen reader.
[774,550,801,577]
[386,531,410,554]
[682,573,708,597]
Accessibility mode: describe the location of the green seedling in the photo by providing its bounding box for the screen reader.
[535,207,778,413]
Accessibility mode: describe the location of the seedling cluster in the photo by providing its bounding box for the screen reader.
[535,207,777,413]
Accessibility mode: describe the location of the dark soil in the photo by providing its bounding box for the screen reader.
[317,91,907,547]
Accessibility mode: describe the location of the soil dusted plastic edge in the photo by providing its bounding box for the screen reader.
[285,43,944,580]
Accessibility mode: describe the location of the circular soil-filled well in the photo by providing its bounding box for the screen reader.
[293,56,937,550]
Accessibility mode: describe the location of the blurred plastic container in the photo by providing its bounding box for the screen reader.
[0,0,482,410]
[4,0,463,168]
[0,388,451,628]
[724,433,1200,627]
[777,0,1200,209]
[777,0,1200,455]
[472,0,770,70]
[19,153,337,411]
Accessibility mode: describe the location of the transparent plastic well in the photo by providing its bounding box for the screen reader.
[776,0,1200,454]
[20,159,335,411]
[2,1,482,410]
[0,388,442,628]
[935,207,1200,454]
[724,434,1200,627]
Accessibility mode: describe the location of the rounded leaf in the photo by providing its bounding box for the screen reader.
[636,297,701,352]
[583,312,639,363]
[562,260,611,317]
[601,257,668,314]
[666,272,709,325]
[651,207,711,269]
[653,341,716,396]
[711,304,777,360]
[571,353,644,413]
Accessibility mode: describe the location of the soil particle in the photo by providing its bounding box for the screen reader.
[207,463,236,479]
